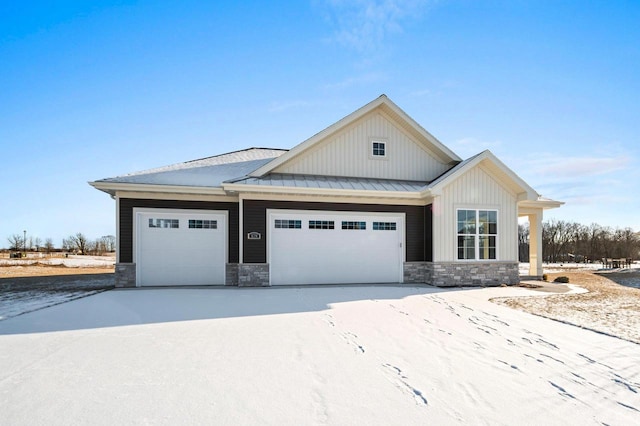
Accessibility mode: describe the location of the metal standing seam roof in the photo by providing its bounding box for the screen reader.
[225,173,430,192]
[94,148,287,188]
[121,147,288,176]
[92,146,495,195]
[95,159,284,188]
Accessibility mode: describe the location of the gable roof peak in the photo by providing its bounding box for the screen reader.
[249,95,462,177]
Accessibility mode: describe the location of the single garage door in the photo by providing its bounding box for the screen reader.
[135,209,227,286]
[268,210,404,285]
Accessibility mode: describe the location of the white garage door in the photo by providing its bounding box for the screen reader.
[269,210,404,285]
[135,209,227,286]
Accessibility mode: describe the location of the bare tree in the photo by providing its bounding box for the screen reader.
[33,237,42,252]
[44,238,55,254]
[7,234,22,251]
[62,237,73,252]
[65,233,90,255]
[102,235,116,252]
[518,223,529,262]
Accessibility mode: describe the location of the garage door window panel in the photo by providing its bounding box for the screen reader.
[148,218,179,229]
[309,220,334,230]
[373,222,396,231]
[275,219,301,229]
[342,221,366,230]
[189,219,217,229]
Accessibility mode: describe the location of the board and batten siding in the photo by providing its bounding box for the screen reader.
[273,112,450,181]
[242,200,427,264]
[118,198,239,264]
[432,165,519,262]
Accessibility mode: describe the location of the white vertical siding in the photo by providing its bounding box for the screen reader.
[432,165,519,262]
[274,112,450,181]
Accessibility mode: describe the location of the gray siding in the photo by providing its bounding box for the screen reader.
[118,198,239,263]
[243,200,426,263]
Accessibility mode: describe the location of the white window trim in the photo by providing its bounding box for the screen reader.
[455,208,499,261]
[369,137,389,160]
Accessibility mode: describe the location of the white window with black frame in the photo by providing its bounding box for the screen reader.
[457,209,498,260]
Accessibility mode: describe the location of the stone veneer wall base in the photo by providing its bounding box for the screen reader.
[431,261,520,287]
[238,263,270,287]
[115,263,136,288]
[403,262,431,284]
[226,263,239,286]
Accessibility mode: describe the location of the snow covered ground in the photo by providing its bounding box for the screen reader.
[1,286,639,425]
[0,254,115,268]
[520,261,640,275]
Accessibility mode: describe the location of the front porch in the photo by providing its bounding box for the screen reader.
[518,199,563,278]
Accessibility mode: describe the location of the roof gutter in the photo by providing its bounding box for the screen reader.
[89,181,229,197]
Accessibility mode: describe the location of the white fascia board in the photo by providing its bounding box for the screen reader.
[222,182,424,200]
[518,199,564,211]
[89,181,229,197]
[115,191,239,202]
[249,95,461,177]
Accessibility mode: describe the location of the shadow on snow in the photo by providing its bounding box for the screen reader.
[0,284,463,335]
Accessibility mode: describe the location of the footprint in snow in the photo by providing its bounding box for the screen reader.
[382,364,428,406]
[476,327,492,335]
[340,332,365,354]
[570,372,585,380]
[617,402,640,412]
[524,354,544,363]
[577,353,613,370]
[535,338,559,350]
[613,378,638,394]
[458,303,474,311]
[549,381,576,399]
[539,353,565,364]
[497,359,520,371]
[491,318,510,327]
[323,314,336,327]
[481,310,500,319]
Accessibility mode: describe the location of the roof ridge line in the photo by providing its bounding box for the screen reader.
[184,147,288,164]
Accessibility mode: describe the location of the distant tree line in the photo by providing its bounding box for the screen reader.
[6,233,115,255]
[519,220,640,263]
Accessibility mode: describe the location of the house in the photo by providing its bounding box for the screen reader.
[90,95,562,288]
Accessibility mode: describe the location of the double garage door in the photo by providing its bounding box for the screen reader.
[269,210,405,285]
[135,209,227,286]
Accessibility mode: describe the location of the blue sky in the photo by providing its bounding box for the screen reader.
[1,0,639,247]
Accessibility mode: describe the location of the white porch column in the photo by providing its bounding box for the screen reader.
[528,210,543,277]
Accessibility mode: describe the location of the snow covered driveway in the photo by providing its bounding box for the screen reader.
[0,273,114,320]
[1,286,639,425]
